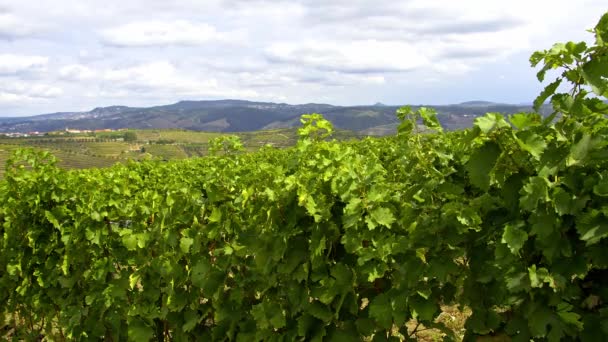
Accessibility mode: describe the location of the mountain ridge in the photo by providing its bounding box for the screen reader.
[0,99,548,134]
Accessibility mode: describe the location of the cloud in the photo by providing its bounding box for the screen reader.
[99,20,231,47]
[0,92,28,104]
[235,69,385,88]
[196,58,270,73]
[259,1,535,78]
[0,80,63,100]
[0,0,606,115]
[102,61,216,91]
[98,61,259,98]
[416,18,524,35]
[59,64,97,81]
[0,12,42,39]
[0,54,48,75]
[266,40,429,74]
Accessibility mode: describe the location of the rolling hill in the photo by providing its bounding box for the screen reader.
[0,99,550,134]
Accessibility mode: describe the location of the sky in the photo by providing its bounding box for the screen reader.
[0,0,606,116]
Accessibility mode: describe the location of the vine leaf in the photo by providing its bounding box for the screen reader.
[502,222,528,254]
[465,142,501,191]
[534,78,561,112]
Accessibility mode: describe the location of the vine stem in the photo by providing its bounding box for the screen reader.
[409,322,421,338]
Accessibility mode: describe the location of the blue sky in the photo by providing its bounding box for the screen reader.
[0,0,605,116]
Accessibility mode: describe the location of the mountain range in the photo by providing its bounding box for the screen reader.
[0,99,549,134]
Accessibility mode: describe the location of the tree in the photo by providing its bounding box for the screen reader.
[123,131,138,142]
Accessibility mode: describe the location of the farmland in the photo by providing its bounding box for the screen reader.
[0,128,363,178]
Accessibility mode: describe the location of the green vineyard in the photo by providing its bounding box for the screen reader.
[1,12,607,342]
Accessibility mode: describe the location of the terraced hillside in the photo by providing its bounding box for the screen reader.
[0,128,362,177]
[0,143,120,179]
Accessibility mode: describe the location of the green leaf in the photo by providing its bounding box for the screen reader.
[505,272,529,293]
[297,314,316,336]
[556,302,583,331]
[368,207,395,229]
[509,113,542,130]
[502,222,528,254]
[515,130,547,159]
[409,294,437,321]
[567,134,593,165]
[474,113,510,133]
[520,176,550,211]
[180,237,194,253]
[190,258,210,288]
[465,142,501,191]
[396,106,412,121]
[251,301,286,330]
[356,318,376,336]
[530,212,556,239]
[419,107,443,133]
[328,326,360,342]
[576,210,608,245]
[593,176,608,196]
[505,316,530,337]
[183,310,200,332]
[534,78,561,111]
[581,56,608,97]
[308,301,333,322]
[397,120,414,136]
[208,207,222,223]
[369,293,392,329]
[528,307,557,338]
[528,265,551,288]
[136,232,149,249]
[91,211,102,221]
[44,210,61,229]
[122,230,138,251]
[128,318,154,341]
[595,12,608,44]
[129,273,141,290]
[465,310,503,335]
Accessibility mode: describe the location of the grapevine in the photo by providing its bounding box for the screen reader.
[1,12,607,342]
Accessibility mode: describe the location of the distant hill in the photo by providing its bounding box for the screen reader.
[0,99,550,134]
[458,100,500,106]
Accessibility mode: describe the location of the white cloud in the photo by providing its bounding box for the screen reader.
[104,61,179,82]
[0,92,28,104]
[267,40,430,74]
[0,12,41,38]
[236,69,386,88]
[431,61,474,75]
[103,61,218,91]
[100,20,230,47]
[59,64,97,80]
[0,0,606,115]
[0,80,63,101]
[0,54,48,75]
[99,61,259,98]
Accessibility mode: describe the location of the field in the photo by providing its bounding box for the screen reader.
[0,128,363,178]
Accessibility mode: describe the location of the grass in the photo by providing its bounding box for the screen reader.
[180,143,208,157]
[83,142,134,157]
[52,150,121,169]
[143,144,189,160]
[134,129,222,143]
